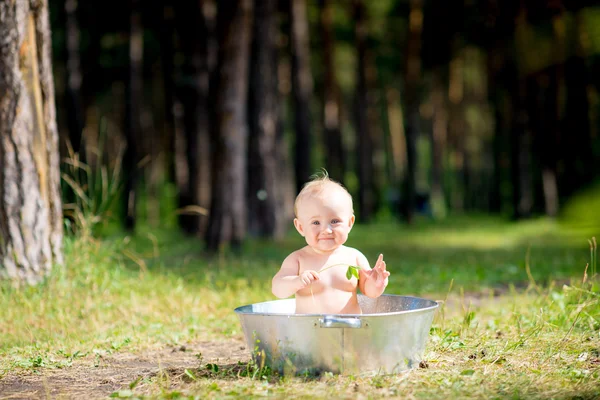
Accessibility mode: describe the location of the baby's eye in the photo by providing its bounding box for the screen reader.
[312,221,320,225]
[331,219,341,224]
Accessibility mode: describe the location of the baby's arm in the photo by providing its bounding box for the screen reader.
[272,252,319,298]
[357,252,390,298]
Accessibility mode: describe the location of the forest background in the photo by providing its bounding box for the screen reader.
[49,0,600,245]
[1,0,600,398]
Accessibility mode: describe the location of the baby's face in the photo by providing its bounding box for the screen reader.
[294,187,355,254]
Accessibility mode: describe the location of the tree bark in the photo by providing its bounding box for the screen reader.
[173,0,213,235]
[205,0,252,252]
[385,88,406,187]
[319,0,345,184]
[248,0,282,238]
[430,68,447,219]
[290,0,313,194]
[123,0,143,231]
[510,8,533,219]
[0,0,64,283]
[353,0,374,222]
[561,10,593,200]
[487,46,507,213]
[64,0,85,155]
[509,76,533,219]
[402,0,424,224]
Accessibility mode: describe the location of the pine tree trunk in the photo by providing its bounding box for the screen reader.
[64,0,85,155]
[173,0,213,235]
[319,0,345,184]
[562,11,593,200]
[510,8,533,219]
[353,0,374,222]
[402,0,424,224]
[430,68,447,218]
[290,0,313,193]
[153,0,176,229]
[487,47,506,213]
[123,0,143,231]
[248,0,281,238]
[0,0,63,284]
[485,0,512,214]
[274,3,296,237]
[510,75,533,219]
[205,0,252,252]
[385,88,406,186]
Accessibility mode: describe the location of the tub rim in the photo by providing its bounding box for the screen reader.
[234,294,439,318]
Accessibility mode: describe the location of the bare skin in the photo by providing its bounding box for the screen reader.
[272,183,390,314]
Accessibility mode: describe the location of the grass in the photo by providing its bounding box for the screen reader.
[0,216,599,399]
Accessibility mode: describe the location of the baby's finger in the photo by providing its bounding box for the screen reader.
[310,271,320,280]
[380,260,387,271]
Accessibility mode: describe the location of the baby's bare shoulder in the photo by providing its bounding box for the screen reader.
[283,249,302,263]
[340,246,368,266]
[340,245,362,257]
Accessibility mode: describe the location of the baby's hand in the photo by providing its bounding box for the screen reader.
[298,270,320,289]
[372,254,390,288]
[361,254,390,290]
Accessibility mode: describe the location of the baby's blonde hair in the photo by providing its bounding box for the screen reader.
[294,170,353,216]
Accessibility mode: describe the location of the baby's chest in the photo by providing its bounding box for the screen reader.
[300,261,358,291]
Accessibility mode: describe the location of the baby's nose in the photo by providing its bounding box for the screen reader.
[325,224,333,232]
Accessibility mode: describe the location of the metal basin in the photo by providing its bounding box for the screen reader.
[234,294,438,375]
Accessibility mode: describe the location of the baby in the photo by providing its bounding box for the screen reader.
[271,173,390,314]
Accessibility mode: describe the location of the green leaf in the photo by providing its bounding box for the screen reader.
[184,369,197,381]
[110,390,133,398]
[345,266,360,280]
[129,376,142,389]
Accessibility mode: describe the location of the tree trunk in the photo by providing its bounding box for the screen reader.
[160,0,176,186]
[290,0,313,194]
[402,0,424,224]
[510,8,534,219]
[562,10,593,200]
[248,0,282,238]
[353,0,374,222]
[529,68,560,217]
[205,0,252,252]
[430,68,447,219]
[173,0,213,235]
[319,0,345,184]
[485,0,513,214]
[509,75,533,219]
[123,0,143,231]
[487,46,506,213]
[64,0,85,155]
[274,3,296,237]
[0,0,64,283]
[385,88,406,187]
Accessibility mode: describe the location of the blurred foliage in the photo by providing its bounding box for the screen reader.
[559,180,600,238]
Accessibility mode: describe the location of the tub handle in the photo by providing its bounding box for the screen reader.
[318,316,362,329]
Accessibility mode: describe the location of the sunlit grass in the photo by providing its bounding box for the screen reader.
[0,217,598,398]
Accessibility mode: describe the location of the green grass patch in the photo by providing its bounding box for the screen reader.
[1,217,599,398]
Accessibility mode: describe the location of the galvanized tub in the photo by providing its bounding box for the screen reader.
[234,294,439,375]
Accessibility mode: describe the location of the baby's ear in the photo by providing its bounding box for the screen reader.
[348,214,355,229]
[294,218,305,236]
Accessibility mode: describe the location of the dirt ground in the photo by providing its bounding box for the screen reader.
[0,339,249,400]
